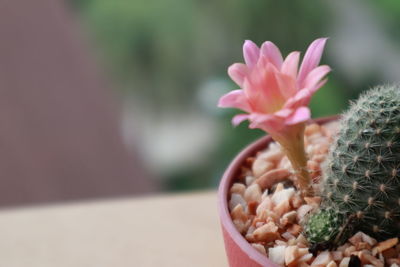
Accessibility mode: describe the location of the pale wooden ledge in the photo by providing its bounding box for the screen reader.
[0,191,228,267]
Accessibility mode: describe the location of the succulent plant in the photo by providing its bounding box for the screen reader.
[305,84,400,248]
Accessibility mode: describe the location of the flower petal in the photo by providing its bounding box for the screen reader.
[243,40,260,68]
[274,72,297,99]
[260,41,283,68]
[303,65,331,93]
[256,63,287,112]
[242,64,285,113]
[218,89,251,112]
[281,51,300,79]
[232,114,249,126]
[248,113,285,132]
[297,38,328,88]
[285,107,311,125]
[228,63,248,87]
[284,88,312,109]
[274,108,293,118]
[314,78,328,92]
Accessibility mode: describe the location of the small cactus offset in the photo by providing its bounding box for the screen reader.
[305,208,343,245]
[305,84,400,248]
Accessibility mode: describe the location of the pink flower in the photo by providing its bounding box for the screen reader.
[218,38,330,136]
[219,38,330,196]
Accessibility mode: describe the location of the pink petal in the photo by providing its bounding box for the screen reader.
[218,90,251,112]
[303,65,331,93]
[285,107,311,125]
[260,41,283,68]
[248,112,275,124]
[248,113,285,132]
[314,78,327,92]
[242,77,271,112]
[284,88,312,109]
[297,38,328,88]
[232,114,249,126]
[274,72,297,99]
[243,40,260,68]
[242,64,285,114]
[259,63,286,112]
[281,51,300,79]
[295,89,312,106]
[228,63,248,87]
[274,108,293,118]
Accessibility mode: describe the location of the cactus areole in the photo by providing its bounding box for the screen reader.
[305,85,400,249]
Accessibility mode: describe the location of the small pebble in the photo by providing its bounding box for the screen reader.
[244,183,262,203]
[229,193,246,211]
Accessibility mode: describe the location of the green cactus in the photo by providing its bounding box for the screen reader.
[304,208,343,244]
[305,85,400,248]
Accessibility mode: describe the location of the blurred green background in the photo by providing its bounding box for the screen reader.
[70,0,400,192]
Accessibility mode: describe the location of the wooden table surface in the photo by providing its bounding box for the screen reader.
[0,191,228,267]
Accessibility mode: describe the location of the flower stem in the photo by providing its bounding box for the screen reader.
[272,123,313,197]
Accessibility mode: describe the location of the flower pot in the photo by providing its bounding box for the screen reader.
[217,115,339,267]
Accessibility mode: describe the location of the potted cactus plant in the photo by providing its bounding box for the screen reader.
[217,37,400,267]
[305,85,400,250]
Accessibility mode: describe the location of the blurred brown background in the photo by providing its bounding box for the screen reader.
[0,0,154,206]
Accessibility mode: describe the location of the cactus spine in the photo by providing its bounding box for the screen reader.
[305,85,400,248]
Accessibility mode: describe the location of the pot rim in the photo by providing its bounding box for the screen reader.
[217,115,339,266]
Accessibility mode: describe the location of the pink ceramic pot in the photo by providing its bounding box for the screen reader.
[217,116,338,267]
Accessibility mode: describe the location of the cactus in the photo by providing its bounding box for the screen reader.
[305,85,400,248]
